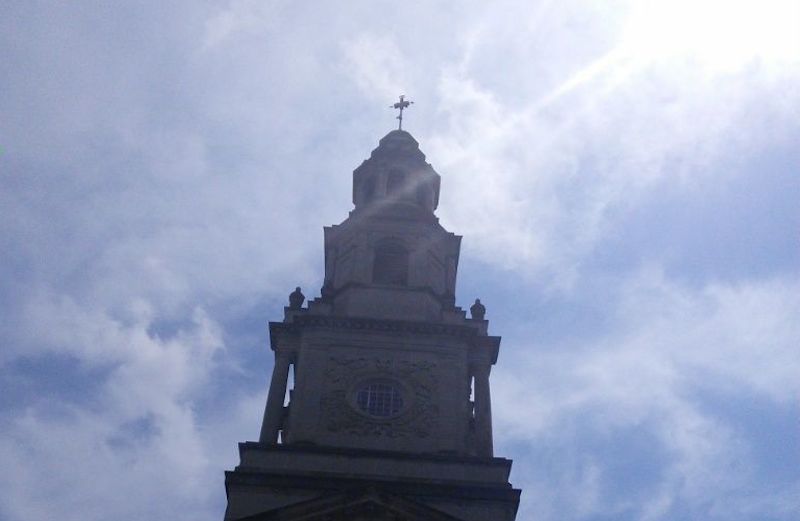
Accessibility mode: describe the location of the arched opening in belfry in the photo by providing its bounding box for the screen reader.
[372,239,409,285]
[277,362,295,444]
[386,170,407,195]
[362,176,376,202]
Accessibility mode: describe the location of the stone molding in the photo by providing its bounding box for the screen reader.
[272,315,492,339]
[320,356,438,439]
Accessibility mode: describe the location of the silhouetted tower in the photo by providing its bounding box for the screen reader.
[223,127,520,520]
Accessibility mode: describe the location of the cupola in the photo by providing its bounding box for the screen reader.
[352,130,441,215]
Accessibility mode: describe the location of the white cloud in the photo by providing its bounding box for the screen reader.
[1,2,798,521]
[493,271,800,520]
[202,0,279,50]
[422,0,800,289]
[341,33,415,102]
[0,291,258,520]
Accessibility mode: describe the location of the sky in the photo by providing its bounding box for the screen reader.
[0,1,798,520]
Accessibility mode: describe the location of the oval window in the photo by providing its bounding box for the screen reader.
[355,381,404,417]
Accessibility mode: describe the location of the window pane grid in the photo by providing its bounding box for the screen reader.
[356,382,403,417]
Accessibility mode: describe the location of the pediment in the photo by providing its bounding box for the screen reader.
[237,489,464,521]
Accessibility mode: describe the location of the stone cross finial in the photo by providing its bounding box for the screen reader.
[390,95,414,130]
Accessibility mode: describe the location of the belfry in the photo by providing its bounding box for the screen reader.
[223,124,521,520]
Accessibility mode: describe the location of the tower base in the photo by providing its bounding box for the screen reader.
[224,443,520,521]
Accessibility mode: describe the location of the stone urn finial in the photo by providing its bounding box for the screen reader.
[289,286,305,310]
[470,298,486,320]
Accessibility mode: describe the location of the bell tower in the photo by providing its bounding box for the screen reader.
[224,129,520,521]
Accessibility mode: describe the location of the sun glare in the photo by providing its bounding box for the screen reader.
[532,0,799,110]
[621,0,800,70]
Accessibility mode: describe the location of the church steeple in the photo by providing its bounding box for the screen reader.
[223,125,520,521]
[319,130,458,321]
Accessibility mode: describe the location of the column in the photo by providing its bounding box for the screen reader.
[473,363,494,457]
[258,350,291,443]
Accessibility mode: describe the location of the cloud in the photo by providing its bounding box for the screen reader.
[412,0,800,291]
[1,1,798,521]
[0,291,233,520]
[430,50,799,287]
[492,271,800,520]
[342,34,414,102]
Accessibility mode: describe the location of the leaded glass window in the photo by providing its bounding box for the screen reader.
[355,381,403,417]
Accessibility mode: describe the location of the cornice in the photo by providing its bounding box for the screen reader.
[268,314,501,349]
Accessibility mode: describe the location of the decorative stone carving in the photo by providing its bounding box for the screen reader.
[285,315,482,338]
[321,356,438,439]
[470,298,485,320]
[289,287,305,310]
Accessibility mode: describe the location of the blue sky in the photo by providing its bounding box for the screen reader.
[1,1,798,520]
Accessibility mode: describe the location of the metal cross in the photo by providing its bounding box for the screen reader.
[390,95,414,130]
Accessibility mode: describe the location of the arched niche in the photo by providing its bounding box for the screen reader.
[372,238,409,286]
